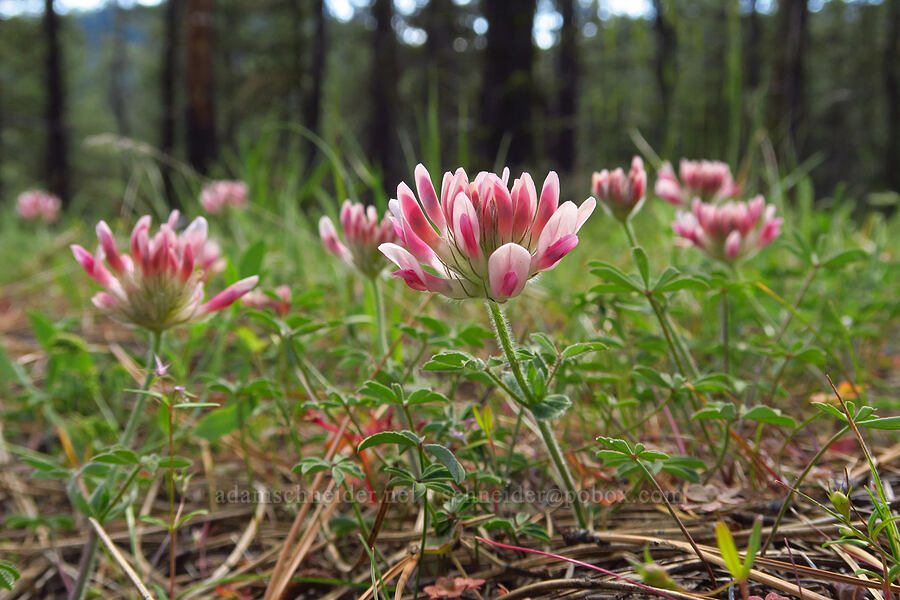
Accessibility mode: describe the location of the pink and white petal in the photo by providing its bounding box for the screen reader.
[532,233,579,272]
[724,230,743,259]
[534,201,577,262]
[319,216,353,263]
[452,193,482,260]
[414,164,446,231]
[96,221,126,274]
[379,243,426,282]
[200,275,259,315]
[531,171,560,239]
[488,243,532,301]
[91,292,119,311]
[492,178,515,239]
[575,197,596,232]
[398,181,442,248]
[130,215,152,262]
[511,173,538,239]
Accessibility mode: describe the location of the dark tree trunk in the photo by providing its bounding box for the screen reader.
[44,0,69,204]
[108,0,129,137]
[552,0,577,172]
[185,0,218,174]
[771,0,808,155]
[422,0,458,166]
[652,0,677,154]
[745,0,761,91]
[481,0,537,167]
[368,0,401,189]
[885,0,900,191]
[304,0,326,165]
[160,0,179,207]
[0,17,5,203]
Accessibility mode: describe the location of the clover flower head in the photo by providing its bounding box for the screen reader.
[655,159,740,206]
[17,190,61,223]
[591,156,647,222]
[672,196,782,263]
[71,210,258,332]
[319,200,397,279]
[379,164,596,302]
[200,180,248,214]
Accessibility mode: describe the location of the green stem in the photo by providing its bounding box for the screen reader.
[168,401,177,600]
[73,329,161,600]
[760,425,849,555]
[721,288,730,374]
[486,301,588,529]
[487,302,533,403]
[536,419,588,528]
[637,461,718,585]
[121,330,162,447]
[413,494,430,598]
[504,409,524,477]
[97,464,141,522]
[370,277,389,360]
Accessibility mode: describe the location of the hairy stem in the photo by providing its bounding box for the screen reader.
[487,301,588,529]
[370,276,389,360]
[121,329,162,447]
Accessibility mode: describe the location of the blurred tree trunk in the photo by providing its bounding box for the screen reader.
[481,0,537,166]
[368,0,400,191]
[552,0,577,172]
[422,0,458,167]
[0,17,5,203]
[652,0,677,156]
[108,0,129,137]
[185,0,218,174]
[771,0,808,157]
[304,0,326,165]
[160,0,179,207]
[745,0,761,91]
[44,0,69,204]
[885,0,900,191]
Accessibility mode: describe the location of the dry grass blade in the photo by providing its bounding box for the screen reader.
[87,517,155,600]
[356,551,419,600]
[264,416,349,600]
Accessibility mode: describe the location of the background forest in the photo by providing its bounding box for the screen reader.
[1,0,898,217]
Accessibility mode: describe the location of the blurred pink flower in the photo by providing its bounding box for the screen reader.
[200,180,248,214]
[655,159,740,206]
[379,164,596,302]
[672,196,782,263]
[242,285,291,316]
[592,156,647,222]
[71,210,258,332]
[16,190,61,223]
[319,200,397,279]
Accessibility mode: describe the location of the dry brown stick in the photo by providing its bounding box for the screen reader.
[263,416,349,600]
